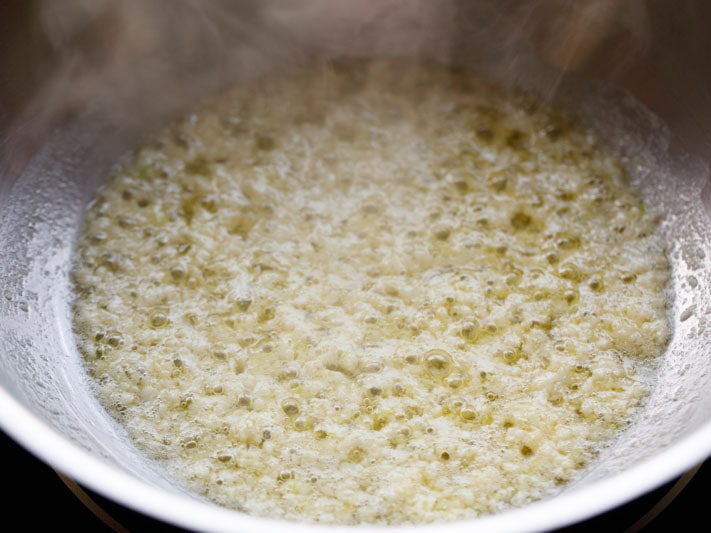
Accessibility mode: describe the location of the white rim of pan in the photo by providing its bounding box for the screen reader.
[1,385,710,533]
[54,461,704,532]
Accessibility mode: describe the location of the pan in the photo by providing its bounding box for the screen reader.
[1,1,710,531]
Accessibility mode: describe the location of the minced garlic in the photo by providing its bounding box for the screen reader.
[71,62,670,525]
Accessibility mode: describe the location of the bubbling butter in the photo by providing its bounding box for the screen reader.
[71,62,670,525]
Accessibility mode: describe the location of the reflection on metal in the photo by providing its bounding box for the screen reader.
[626,463,702,533]
[55,470,130,533]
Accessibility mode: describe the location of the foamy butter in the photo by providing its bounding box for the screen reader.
[71,62,671,525]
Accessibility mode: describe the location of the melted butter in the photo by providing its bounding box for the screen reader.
[71,62,671,525]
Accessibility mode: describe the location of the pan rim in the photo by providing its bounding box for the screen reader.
[2,383,710,532]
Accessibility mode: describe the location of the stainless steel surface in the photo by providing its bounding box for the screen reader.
[1,1,710,531]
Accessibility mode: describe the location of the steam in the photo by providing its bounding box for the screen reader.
[3,0,656,180]
[31,0,655,104]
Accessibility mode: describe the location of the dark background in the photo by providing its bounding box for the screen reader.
[2,429,708,532]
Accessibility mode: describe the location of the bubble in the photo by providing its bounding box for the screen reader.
[90,232,107,244]
[107,334,121,347]
[294,416,313,431]
[506,129,527,149]
[445,372,465,389]
[256,134,276,151]
[236,297,252,312]
[520,445,534,457]
[424,349,454,378]
[505,269,523,286]
[433,225,452,241]
[548,392,564,406]
[348,447,365,463]
[170,266,186,281]
[564,289,578,305]
[440,451,451,461]
[557,263,583,282]
[177,243,192,255]
[259,307,276,322]
[556,234,581,250]
[179,396,193,410]
[488,174,507,191]
[237,394,253,409]
[117,216,133,229]
[185,157,211,175]
[510,211,532,230]
[485,391,499,402]
[363,361,383,373]
[558,189,576,201]
[621,271,637,283]
[453,180,468,193]
[460,320,480,342]
[278,470,294,481]
[574,363,593,377]
[405,405,422,419]
[149,309,170,329]
[217,453,233,463]
[281,398,300,416]
[450,397,465,411]
[589,275,605,292]
[368,386,382,397]
[392,383,406,396]
[314,429,328,440]
[460,407,477,421]
[262,430,272,440]
[102,254,121,273]
[201,196,219,213]
[500,348,521,365]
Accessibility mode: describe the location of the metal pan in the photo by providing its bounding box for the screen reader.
[1,1,709,531]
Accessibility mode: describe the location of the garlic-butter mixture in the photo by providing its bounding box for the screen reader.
[71,62,670,525]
